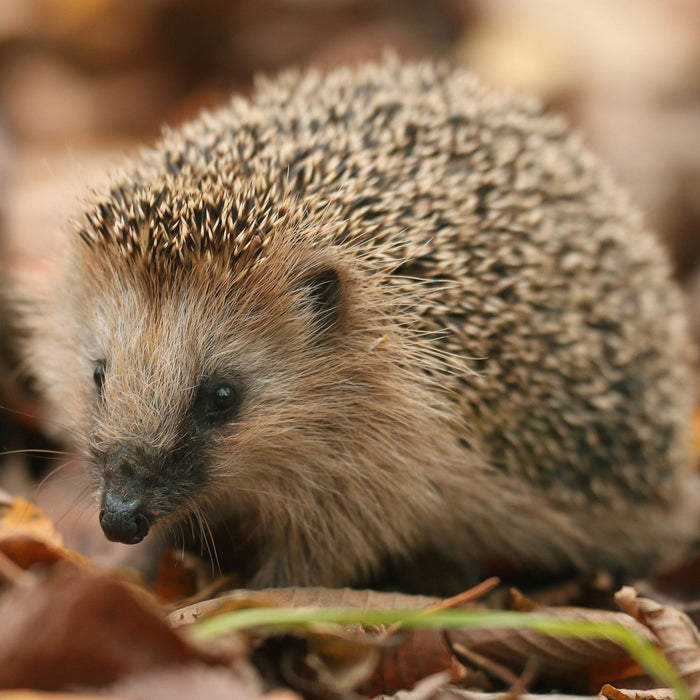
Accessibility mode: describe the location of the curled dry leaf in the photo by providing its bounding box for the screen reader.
[616,586,700,699]
[427,692,604,700]
[0,536,92,575]
[0,495,93,574]
[0,496,62,546]
[598,683,676,700]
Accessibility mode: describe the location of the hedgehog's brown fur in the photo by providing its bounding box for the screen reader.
[28,59,696,592]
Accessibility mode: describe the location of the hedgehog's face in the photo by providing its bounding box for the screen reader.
[75,247,353,547]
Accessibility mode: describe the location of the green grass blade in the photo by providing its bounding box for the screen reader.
[186,607,689,700]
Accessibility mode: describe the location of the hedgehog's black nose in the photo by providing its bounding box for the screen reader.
[99,492,150,544]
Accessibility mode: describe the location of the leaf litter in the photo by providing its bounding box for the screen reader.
[0,494,699,700]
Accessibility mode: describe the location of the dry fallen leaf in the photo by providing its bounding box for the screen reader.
[357,628,465,697]
[446,591,655,692]
[616,587,700,699]
[103,664,269,700]
[0,495,94,579]
[424,692,616,700]
[404,692,602,700]
[169,586,441,626]
[0,692,122,700]
[0,572,229,692]
[599,683,676,700]
[153,549,214,604]
[0,496,62,547]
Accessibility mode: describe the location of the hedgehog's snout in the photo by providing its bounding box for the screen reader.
[99,492,151,544]
[98,448,155,544]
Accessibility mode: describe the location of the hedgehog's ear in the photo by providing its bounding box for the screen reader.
[298,266,342,337]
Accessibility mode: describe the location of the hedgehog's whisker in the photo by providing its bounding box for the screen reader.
[0,448,71,460]
[48,483,94,529]
[35,458,81,493]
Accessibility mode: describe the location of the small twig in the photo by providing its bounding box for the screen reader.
[450,642,520,688]
[505,657,540,698]
[383,578,500,638]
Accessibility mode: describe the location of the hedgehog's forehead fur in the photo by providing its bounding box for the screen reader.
[77,166,321,284]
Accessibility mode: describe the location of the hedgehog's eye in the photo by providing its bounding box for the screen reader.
[196,380,242,425]
[93,361,106,400]
[210,385,237,414]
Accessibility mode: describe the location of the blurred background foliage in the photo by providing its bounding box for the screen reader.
[1,0,698,305]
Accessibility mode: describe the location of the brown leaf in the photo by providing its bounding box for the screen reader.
[599,683,676,700]
[0,536,93,574]
[419,692,613,700]
[0,496,62,547]
[402,692,601,700]
[0,572,227,692]
[0,692,122,700]
[616,586,700,699]
[153,549,212,604]
[585,655,656,693]
[371,669,453,700]
[169,587,441,627]
[447,594,654,692]
[356,629,465,697]
[258,587,442,611]
[103,664,270,700]
[0,496,94,577]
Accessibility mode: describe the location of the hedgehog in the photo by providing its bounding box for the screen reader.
[25,59,696,593]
